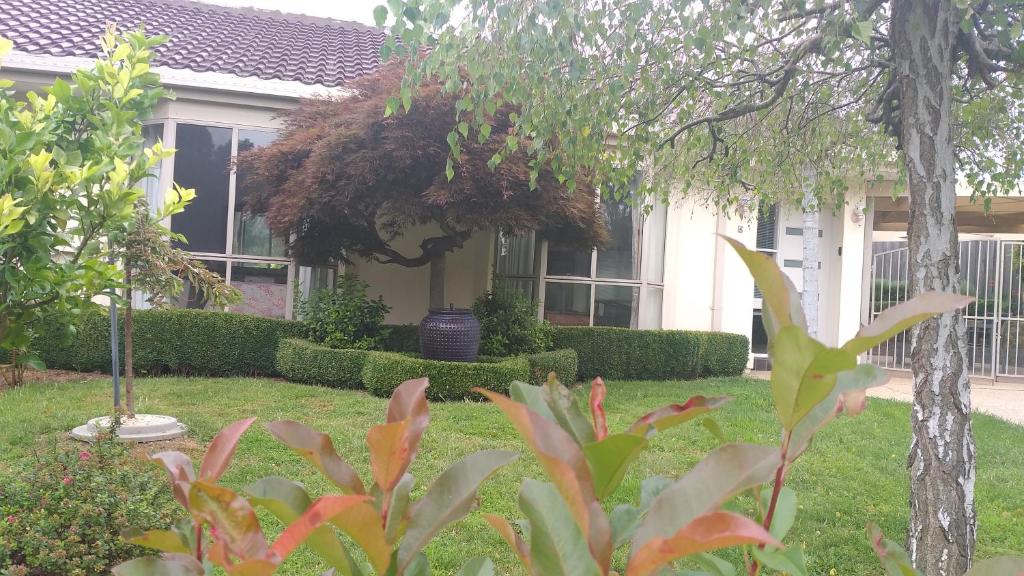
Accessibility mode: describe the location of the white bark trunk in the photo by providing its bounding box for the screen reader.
[894,0,976,573]
[801,166,819,339]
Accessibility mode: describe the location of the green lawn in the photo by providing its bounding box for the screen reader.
[1,375,1022,575]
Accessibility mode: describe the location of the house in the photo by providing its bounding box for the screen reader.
[4,0,1024,376]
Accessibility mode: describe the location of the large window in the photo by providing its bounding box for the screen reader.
[751,203,779,367]
[163,122,334,319]
[528,197,666,329]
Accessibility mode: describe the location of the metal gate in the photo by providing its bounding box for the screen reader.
[865,239,1024,379]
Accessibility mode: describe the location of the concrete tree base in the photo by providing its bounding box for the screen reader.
[71,414,187,443]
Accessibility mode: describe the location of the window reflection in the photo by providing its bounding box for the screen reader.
[594,285,639,328]
[596,199,640,280]
[234,130,286,257]
[230,262,289,319]
[171,124,232,254]
[544,283,591,326]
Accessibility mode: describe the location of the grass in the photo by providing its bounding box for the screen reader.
[1,375,1023,575]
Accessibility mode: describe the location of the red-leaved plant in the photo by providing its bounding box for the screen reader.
[113,378,516,575]
[473,237,1021,575]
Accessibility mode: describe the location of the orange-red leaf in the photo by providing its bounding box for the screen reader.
[189,480,269,562]
[629,396,732,435]
[483,513,532,573]
[266,421,365,494]
[386,378,430,469]
[627,511,780,576]
[330,500,392,574]
[589,378,608,441]
[199,417,256,481]
[367,420,411,492]
[270,495,371,561]
[150,451,196,508]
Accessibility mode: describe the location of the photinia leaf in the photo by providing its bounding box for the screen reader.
[589,377,608,441]
[583,433,648,501]
[404,553,430,576]
[633,444,780,550]
[385,473,415,544]
[386,378,430,443]
[269,495,372,562]
[124,529,191,554]
[519,479,602,576]
[963,557,1024,575]
[483,513,532,572]
[397,450,518,572]
[244,476,358,576]
[760,486,797,541]
[329,500,392,574]
[266,421,365,494]
[627,511,780,576]
[189,480,269,561]
[542,374,595,445]
[367,420,411,492]
[199,417,256,481]
[610,504,643,549]
[751,545,808,575]
[723,236,805,336]
[112,554,204,576]
[509,380,556,422]
[789,364,889,459]
[456,556,495,576]
[842,292,974,356]
[629,396,732,435]
[150,451,196,508]
[868,523,922,576]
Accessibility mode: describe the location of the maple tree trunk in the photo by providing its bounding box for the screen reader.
[124,262,135,417]
[894,0,976,573]
[429,253,446,309]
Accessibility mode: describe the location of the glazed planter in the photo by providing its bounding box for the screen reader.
[419,307,481,361]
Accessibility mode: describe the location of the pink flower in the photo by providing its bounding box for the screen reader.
[78,450,91,461]
[5,515,14,524]
[62,476,72,485]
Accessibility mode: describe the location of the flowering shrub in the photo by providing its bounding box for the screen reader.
[0,437,179,576]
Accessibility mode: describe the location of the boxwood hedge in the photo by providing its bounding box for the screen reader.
[275,338,367,388]
[362,352,530,400]
[525,349,579,385]
[549,326,748,381]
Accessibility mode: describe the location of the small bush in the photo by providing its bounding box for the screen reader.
[32,308,303,376]
[526,348,579,385]
[298,276,391,350]
[275,338,367,388]
[550,326,748,380]
[472,290,551,356]
[381,324,420,353]
[0,437,180,576]
[362,352,530,400]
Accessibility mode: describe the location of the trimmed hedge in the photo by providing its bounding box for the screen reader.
[550,326,748,381]
[362,352,530,400]
[275,338,367,388]
[33,308,303,376]
[526,349,578,385]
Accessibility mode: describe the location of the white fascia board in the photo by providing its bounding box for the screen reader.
[2,51,352,100]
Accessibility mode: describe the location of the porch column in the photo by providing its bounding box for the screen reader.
[837,194,872,346]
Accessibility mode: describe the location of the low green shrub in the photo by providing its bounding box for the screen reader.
[32,307,302,376]
[526,348,578,385]
[275,338,367,388]
[549,326,748,380]
[472,290,551,356]
[362,352,530,400]
[381,323,419,353]
[298,276,391,350]
[0,437,180,576]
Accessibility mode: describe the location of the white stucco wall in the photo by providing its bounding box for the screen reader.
[350,226,494,325]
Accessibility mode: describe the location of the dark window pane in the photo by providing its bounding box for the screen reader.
[171,124,232,253]
[751,309,769,354]
[231,262,289,318]
[596,198,640,280]
[544,282,591,325]
[496,230,536,277]
[173,260,227,310]
[546,243,592,277]
[234,130,286,257]
[594,284,638,328]
[755,204,779,250]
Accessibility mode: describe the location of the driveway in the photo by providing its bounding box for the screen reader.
[868,376,1024,426]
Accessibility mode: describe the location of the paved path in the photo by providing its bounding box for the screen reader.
[868,377,1024,426]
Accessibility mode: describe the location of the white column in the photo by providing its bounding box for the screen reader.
[837,192,871,346]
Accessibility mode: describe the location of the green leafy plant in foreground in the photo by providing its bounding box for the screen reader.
[474,237,1023,575]
[114,378,516,575]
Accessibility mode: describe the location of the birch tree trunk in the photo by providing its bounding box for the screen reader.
[893,0,976,572]
[801,166,819,339]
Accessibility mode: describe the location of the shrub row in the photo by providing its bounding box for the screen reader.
[550,326,748,381]
[33,308,303,376]
[276,338,578,400]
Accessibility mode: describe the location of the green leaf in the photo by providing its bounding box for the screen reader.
[373,5,389,27]
[386,473,415,543]
[405,553,431,576]
[694,553,738,576]
[629,396,732,435]
[519,479,602,576]
[633,443,781,549]
[265,421,365,494]
[868,523,922,576]
[842,292,973,355]
[964,556,1024,575]
[445,156,455,181]
[852,21,873,44]
[123,529,191,554]
[188,481,269,560]
[610,504,642,549]
[771,327,858,429]
[760,486,796,540]
[751,545,808,575]
[723,236,805,337]
[456,557,495,576]
[543,376,595,444]
[583,433,648,500]
[112,554,204,576]
[789,364,889,458]
[509,380,557,422]
[396,450,518,572]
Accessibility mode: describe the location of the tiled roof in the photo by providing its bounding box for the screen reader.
[0,0,385,87]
